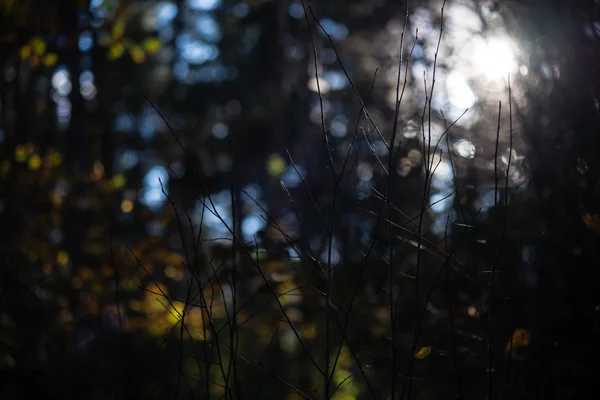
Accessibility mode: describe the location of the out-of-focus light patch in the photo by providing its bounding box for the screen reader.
[285,246,301,259]
[308,76,329,94]
[288,2,304,19]
[177,35,219,64]
[285,45,305,61]
[188,0,221,11]
[121,199,134,213]
[79,71,94,85]
[446,4,483,42]
[92,161,105,179]
[540,62,552,79]
[281,164,306,188]
[57,250,70,265]
[357,162,373,181]
[467,305,477,317]
[28,154,41,170]
[446,71,477,111]
[196,15,222,42]
[52,68,72,96]
[323,71,346,91]
[155,2,178,28]
[139,115,157,140]
[79,31,93,52]
[119,150,139,170]
[147,220,166,236]
[267,154,286,177]
[407,149,422,166]
[80,81,97,100]
[212,122,228,139]
[56,98,72,118]
[421,122,445,145]
[89,0,117,18]
[403,120,420,139]
[330,115,347,137]
[241,183,262,205]
[196,64,228,82]
[521,245,535,263]
[114,113,136,132]
[164,265,177,279]
[159,25,175,42]
[173,60,190,81]
[584,21,600,39]
[309,99,332,124]
[226,99,242,115]
[372,140,388,157]
[411,60,427,85]
[356,182,371,200]
[410,8,434,38]
[50,228,63,244]
[430,159,454,191]
[197,198,232,239]
[140,165,169,210]
[474,189,497,213]
[318,18,349,41]
[242,215,267,241]
[232,3,250,18]
[474,36,517,82]
[321,48,337,64]
[215,153,232,172]
[5,66,16,82]
[412,44,424,59]
[519,65,528,76]
[502,149,524,165]
[429,192,454,213]
[320,247,341,265]
[430,210,456,236]
[453,139,475,159]
[55,180,71,196]
[89,0,103,9]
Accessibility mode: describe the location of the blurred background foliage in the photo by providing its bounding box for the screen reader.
[0,0,599,398]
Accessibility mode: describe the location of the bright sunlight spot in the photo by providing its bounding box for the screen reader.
[474,36,518,81]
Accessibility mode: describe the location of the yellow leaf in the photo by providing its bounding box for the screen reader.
[57,250,69,266]
[505,328,531,353]
[164,265,177,279]
[582,213,600,234]
[122,276,140,291]
[108,42,125,60]
[266,154,286,177]
[414,346,431,359]
[301,323,317,339]
[142,37,162,55]
[20,45,32,61]
[28,154,41,170]
[15,145,27,162]
[43,52,58,66]
[30,37,46,55]
[112,20,126,39]
[129,45,145,64]
[110,174,127,189]
[167,302,185,324]
[111,173,126,189]
[0,160,11,177]
[47,151,63,167]
[99,33,112,47]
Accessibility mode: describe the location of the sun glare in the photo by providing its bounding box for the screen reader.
[475,36,518,81]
